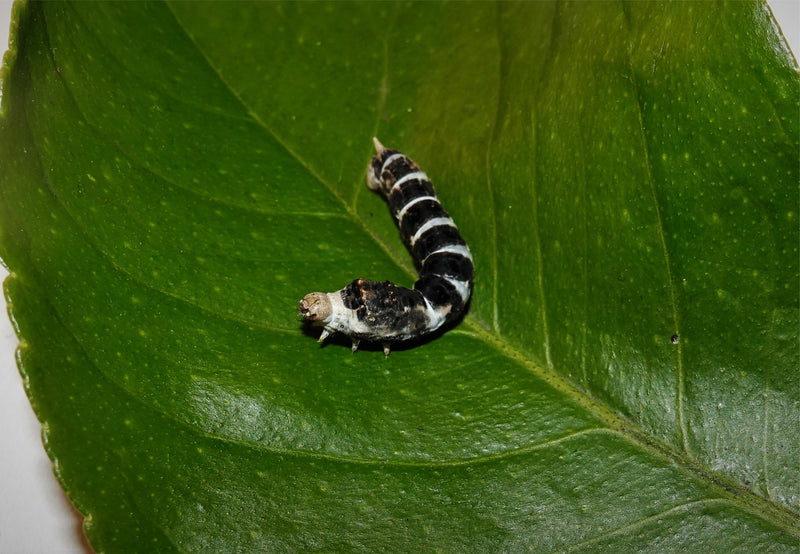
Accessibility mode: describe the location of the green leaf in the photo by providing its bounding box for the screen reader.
[1,1,798,550]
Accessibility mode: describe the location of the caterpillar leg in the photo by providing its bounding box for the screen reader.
[382,343,391,357]
[351,339,360,353]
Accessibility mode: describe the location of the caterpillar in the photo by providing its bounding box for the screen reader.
[298,138,474,356]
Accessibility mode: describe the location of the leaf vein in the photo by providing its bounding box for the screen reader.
[623,27,688,454]
[564,498,736,552]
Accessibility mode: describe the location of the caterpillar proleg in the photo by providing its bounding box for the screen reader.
[299,138,474,356]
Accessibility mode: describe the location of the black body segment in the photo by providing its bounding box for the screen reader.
[414,274,462,312]
[397,200,450,238]
[298,138,473,355]
[387,180,436,212]
[341,278,430,338]
[421,252,474,282]
[411,225,467,263]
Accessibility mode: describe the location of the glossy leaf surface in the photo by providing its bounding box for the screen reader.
[0,1,797,550]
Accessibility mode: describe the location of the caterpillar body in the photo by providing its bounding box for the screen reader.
[298,138,474,356]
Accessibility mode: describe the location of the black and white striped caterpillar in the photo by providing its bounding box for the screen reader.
[298,138,474,356]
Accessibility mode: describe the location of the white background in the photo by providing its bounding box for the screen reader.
[0,1,797,552]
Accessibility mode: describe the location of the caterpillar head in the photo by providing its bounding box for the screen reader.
[298,292,332,323]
